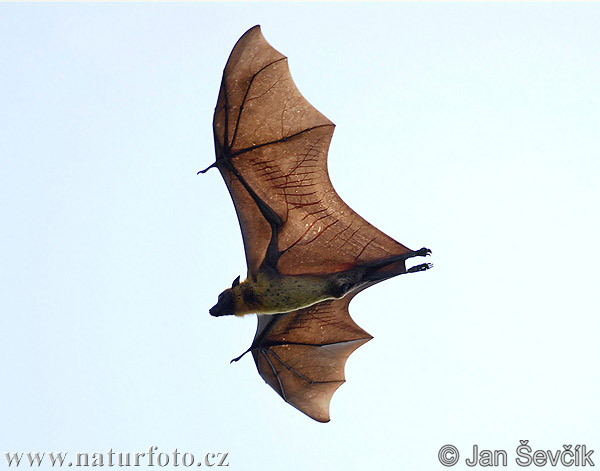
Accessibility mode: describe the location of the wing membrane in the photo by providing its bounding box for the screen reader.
[251,293,371,422]
[212,26,412,277]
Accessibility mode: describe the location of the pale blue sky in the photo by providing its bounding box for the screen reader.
[1,3,599,470]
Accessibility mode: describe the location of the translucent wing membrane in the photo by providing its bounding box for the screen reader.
[251,293,371,422]
[212,26,412,277]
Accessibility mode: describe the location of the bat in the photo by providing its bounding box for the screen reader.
[200,25,432,422]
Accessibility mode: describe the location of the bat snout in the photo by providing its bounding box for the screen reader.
[210,289,236,317]
[209,303,232,317]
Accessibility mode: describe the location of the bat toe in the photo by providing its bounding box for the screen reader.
[407,262,433,273]
[416,247,432,257]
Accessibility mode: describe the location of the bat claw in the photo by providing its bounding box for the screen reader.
[407,263,433,273]
[197,162,217,174]
[230,347,251,363]
[416,247,432,257]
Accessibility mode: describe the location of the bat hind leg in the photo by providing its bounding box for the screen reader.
[362,247,432,282]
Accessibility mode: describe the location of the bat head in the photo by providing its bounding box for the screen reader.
[209,288,236,317]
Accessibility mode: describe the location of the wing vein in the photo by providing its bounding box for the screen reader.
[261,349,287,401]
[268,348,344,386]
[231,124,334,157]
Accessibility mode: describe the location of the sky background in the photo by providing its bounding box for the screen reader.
[1,3,599,470]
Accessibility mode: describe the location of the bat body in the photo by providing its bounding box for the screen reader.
[214,271,349,317]
[211,249,431,318]
[202,26,432,422]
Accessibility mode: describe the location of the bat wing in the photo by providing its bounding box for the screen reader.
[249,292,371,422]
[211,25,413,277]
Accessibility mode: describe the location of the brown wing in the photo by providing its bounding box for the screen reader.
[212,25,412,277]
[250,292,371,422]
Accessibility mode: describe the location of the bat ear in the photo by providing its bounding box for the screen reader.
[231,276,241,288]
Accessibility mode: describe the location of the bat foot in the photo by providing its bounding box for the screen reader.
[414,247,432,257]
[407,263,433,273]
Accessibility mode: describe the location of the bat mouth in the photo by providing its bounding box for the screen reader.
[209,304,228,317]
